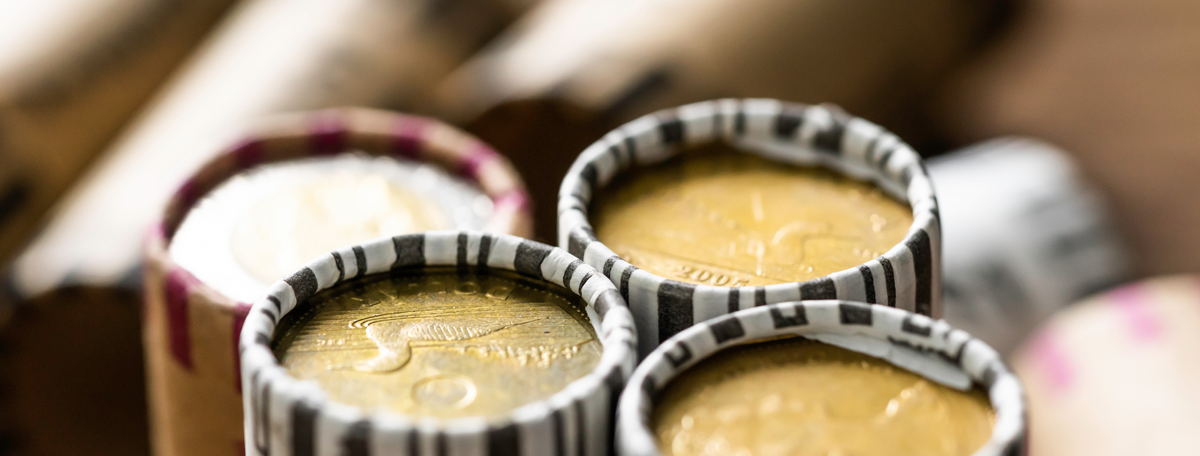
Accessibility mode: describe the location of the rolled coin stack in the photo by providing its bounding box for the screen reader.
[143,109,530,456]
[238,232,637,456]
[558,99,941,355]
[1012,275,1200,456]
[617,301,1028,456]
[930,137,1130,355]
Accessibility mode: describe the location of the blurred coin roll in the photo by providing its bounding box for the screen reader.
[143,109,530,456]
[616,301,1027,456]
[9,0,535,302]
[1012,276,1200,456]
[434,0,1008,238]
[0,0,238,266]
[239,231,637,456]
[558,99,940,357]
[930,138,1130,355]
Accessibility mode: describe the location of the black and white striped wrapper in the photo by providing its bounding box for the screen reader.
[239,231,638,456]
[615,301,1028,456]
[557,99,941,356]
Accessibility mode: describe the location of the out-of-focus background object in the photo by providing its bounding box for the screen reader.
[0,1,239,454]
[0,0,237,270]
[0,0,531,454]
[930,138,1129,355]
[1012,275,1200,455]
[435,0,1009,239]
[935,0,1200,278]
[10,0,531,301]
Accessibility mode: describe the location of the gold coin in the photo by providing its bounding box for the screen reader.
[232,173,447,284]
[593,144,912,287]
[272,268,603,419]
[653,337,994,456]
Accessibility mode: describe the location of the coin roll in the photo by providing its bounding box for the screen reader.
[142,109,531,456]
[616,301,1027,456]
[558,99,941,355]
[434,0,1005,238]
[1012,275,1200,455]
[930,137,1130,355]
[239,231,638,456]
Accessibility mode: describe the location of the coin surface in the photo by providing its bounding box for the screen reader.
[592,144,912,287]
[272,269,603,419]
[232,172,447,284]
[653,337,995,456]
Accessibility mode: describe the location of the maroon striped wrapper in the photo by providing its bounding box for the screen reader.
[141,108,531,456]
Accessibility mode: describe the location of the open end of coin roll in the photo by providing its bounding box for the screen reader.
[160,108,532,303]
[617,301,1027,456]
[558,99,940,356]
[170,153,490,303]
[239,232,637,456]
[141,109,532,456]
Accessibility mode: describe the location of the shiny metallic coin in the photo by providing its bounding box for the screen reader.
[272,268,602,419]
[170,153,491,303]
[616,301,1027,456]
[653,336,993,456]
[594,144,912,287]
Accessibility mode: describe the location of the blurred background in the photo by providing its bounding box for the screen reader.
[0,0,1197,454]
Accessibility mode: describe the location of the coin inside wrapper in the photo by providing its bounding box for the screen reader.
[154,108,532,303]
[559,99,940,356]
[617,301,1027,456]
[240,232,637,456]
[170,153,492,303]
[272,269,602,419]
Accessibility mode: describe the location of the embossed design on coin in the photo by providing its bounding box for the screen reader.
[354,318,537,373]
[594,144,913,286]
[413,374,477,410]
[272,270,602,419]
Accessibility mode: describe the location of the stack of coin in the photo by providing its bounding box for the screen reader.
[558,99,940,355]
[617,301,1028,456]
[239,231,637,455]
[142,109,530,456]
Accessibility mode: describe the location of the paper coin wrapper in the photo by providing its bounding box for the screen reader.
[2,0,532,454]
[617,301,1028,456]
[559,99,941,356]
[0,0,237,266]
[238,231,636,456]
[435,0,1006,238]
[1012,275,1200,456]
[142,109,530,456]
[929,138,1130,355]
